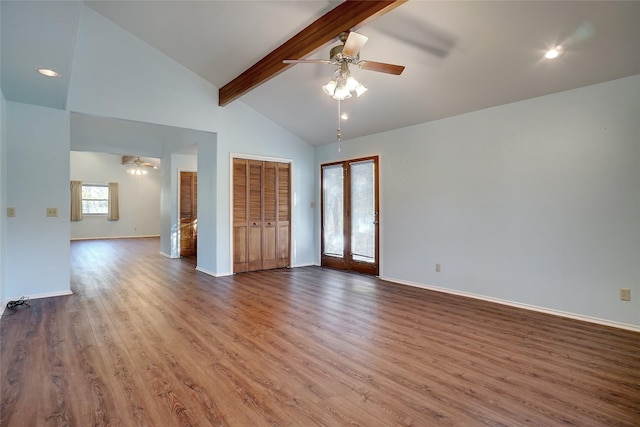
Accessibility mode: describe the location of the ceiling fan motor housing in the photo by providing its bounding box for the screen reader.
[330,44,360,64]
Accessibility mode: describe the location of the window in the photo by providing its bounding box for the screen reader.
[82,184,109,215]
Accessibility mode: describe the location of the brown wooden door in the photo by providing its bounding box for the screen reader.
[233,159,249,272]
[248,160,263,271]
[180,171,197,257]
[276,163,291,268]
[321,156,379,275]
[233,158,291,273]
[262,162,278,269]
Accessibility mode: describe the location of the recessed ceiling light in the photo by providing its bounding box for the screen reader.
[37,68,61,77]
[341,113,349,120]
[544,46,562,59]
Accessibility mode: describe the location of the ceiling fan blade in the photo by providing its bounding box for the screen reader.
[359,61,405,75]
[343,31,368,57]
[283,59,332,65]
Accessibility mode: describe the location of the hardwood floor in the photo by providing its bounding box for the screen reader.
[1,238,639,426]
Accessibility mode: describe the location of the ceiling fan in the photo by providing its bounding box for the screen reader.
[122,156,156,175]
[283,31,405,100]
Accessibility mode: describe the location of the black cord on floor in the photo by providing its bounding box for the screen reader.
[3,296,30,316]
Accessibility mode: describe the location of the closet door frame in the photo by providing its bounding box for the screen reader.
[230,153,294,274]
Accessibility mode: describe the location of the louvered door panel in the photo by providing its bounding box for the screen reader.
[180,171,198,257]
[233,159,248,272]
[248,161,263,271]
[262,162,278,269]
[277,163,291,267]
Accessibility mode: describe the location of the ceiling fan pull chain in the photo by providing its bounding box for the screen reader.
[337,99,342,152]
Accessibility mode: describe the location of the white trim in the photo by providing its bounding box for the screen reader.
[1,290,74,318]
[292,262,316,268]
[196,266,232,277]
[71,235,160,241]
[230,152,292,164]
[380,276,640,332]
[159,251,177,259]
[228,153,295,275]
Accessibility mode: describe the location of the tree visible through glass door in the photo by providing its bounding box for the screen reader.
[321,156,379,275]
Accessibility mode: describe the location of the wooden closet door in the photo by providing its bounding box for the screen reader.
[277,163,291,268]
[247,160,263,271]
[233,158,291,273]
[233,159,248,272]
[262,162,278,269]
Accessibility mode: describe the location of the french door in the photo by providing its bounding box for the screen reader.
[321,156,379,275]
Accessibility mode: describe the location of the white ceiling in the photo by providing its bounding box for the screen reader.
[2,1,639,146]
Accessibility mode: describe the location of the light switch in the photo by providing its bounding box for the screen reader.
[46,207,58,217]
[7,207,16,217]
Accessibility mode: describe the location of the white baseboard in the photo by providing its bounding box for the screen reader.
[159,251,178,259]
[291,262,317,268]
[196,266,232,277]
[1,290,73,318]
[71,235,160,241]
[380,276,640,333]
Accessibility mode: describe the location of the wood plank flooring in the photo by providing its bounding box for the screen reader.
[1,237,639,426]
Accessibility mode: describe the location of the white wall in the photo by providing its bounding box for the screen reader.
[316,75,640,329]
[0,93,6,306]
[217,101,316,274]
[67,7,219,133]
[68,6,317,276]
[70,151,161,239]
[5,102,71,299]
[68,6,220,272]
[0,7,6,307]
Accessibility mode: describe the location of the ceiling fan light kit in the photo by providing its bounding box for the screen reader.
[128,167,148,176]
[122,156,155,176]
[323,63,368,101]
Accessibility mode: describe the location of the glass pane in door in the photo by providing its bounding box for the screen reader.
[322,164,344,257]
[350,160,375,263]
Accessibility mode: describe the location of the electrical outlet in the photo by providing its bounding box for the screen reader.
[46,207,58,217]
[620,288,631,301]
[7,207,16,217]
[435,263,441,272]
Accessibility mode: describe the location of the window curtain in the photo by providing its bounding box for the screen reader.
[70,181,83,221]
[108,182,119,221]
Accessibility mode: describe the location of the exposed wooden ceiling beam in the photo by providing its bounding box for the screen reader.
[218,0,408,106]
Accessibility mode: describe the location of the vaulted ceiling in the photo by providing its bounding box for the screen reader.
[2,1,639,145]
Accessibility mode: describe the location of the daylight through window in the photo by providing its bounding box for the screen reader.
[82,184,109,215]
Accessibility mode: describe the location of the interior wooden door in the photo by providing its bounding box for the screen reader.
[179,171,198,257]
[276,163,291,268]
[233,159,249,272]
[262,162,278,269]
[247,160,263,271]
[321,156,379,275]
[233,158,291,273]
